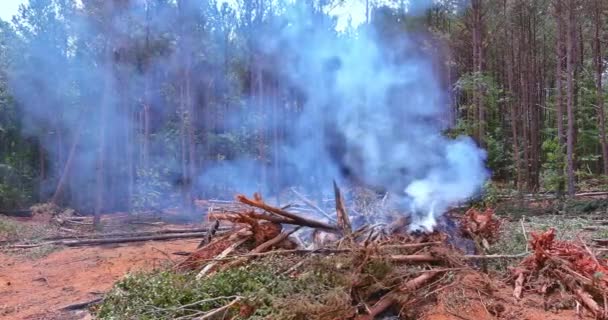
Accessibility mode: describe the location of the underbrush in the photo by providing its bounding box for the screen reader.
[96,250,444,320]
[0,216,58,243]
[0,216,25,240]
[97,255,374,319]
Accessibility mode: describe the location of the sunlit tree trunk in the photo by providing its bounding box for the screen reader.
[565,0,576,196]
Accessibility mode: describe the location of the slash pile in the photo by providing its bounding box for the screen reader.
[176,190,511,319]
[511,228,608,319]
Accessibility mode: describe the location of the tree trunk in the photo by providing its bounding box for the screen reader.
[95,75,109,226]
[565,0,576,196]
[593,0,608,174]
[555,0,565,146]
[506,1,522,190]
[51,126,81,205]
[471,0,484,146]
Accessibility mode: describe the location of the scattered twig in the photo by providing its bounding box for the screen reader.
[193,296,242,320]
[151,246,175,262]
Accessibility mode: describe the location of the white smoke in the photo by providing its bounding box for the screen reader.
[199,2,488,230]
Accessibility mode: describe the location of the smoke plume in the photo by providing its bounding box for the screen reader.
[6,0,487,230]
[203,2,489,230]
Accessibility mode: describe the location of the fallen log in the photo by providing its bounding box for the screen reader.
[60,297,103,311]
[0,209,32,217]
[1,227,229,245]
[6,231,215,248]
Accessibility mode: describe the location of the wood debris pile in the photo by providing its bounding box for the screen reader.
[512,228,608,319]
[178,189,510,319]
[460,207,501,244]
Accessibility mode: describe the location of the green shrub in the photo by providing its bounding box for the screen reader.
[97,257,356,320]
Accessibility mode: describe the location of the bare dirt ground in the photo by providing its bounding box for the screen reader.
[0,236,199,320]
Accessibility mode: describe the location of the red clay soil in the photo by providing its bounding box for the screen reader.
[0,239,200,320]
[422,272,585,320]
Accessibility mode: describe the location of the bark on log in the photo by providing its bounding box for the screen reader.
[7,231,213,248]
[1,227,228,245]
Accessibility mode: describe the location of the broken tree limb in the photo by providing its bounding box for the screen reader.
[389,253,528,264]
[574,288,604,319]
[513,272,525,299]
[60,297,103,311]
[196,237,249,279]
[193,296,242,320]
[6,231,216,248]
[290,187,335,221]
[389,255,442,263]
[462,253,529,260]
[220,227,302,271]
[592,239,608,245]
[333,180,352,236]
[199,220,220,248]
[236,194,338,231]
[210,211,294,225]
[379,242,443,250]
[358,271,443,320]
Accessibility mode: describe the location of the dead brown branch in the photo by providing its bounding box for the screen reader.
[333,180,352,236]
[358,271,443,320]
[236,194,338,231]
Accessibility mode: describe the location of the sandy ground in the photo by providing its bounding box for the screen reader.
[0,239,199,320]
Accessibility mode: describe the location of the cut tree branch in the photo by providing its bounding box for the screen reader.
[236,194,337,231]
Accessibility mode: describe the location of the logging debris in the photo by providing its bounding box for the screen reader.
[510,228,608,319]
[173,189,533,319]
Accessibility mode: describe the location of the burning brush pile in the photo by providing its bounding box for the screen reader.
[97,188,608,319]
[99,186,498,319]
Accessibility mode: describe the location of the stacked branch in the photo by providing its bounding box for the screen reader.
[174,191,517,319]
[511,228,608,319]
